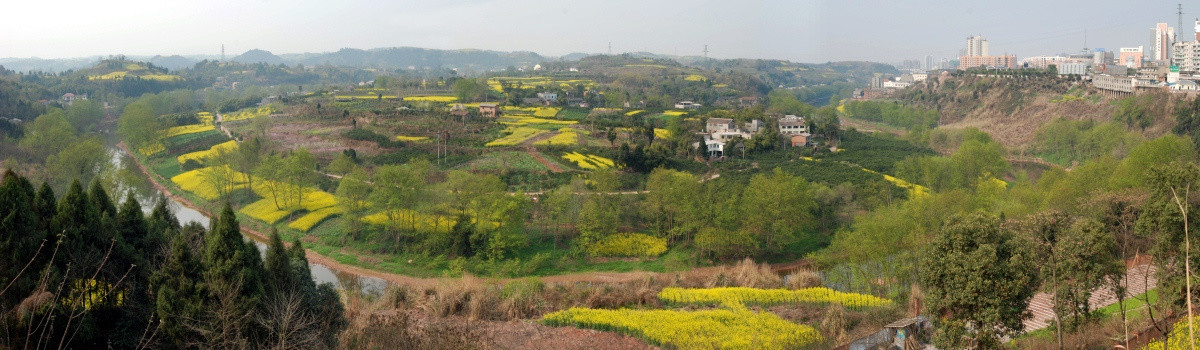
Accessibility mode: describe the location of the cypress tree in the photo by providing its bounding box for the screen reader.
[288,237,311,286]
[263,229,295,296]
[115,193,150,259]
[33,182,56,239]
[54,179,103,277]
[201,203,265,341]
[88,179,116,219]
[0,171,42,308]
[153,233,206,348]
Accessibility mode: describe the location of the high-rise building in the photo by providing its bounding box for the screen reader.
[966,35,989,56]
[926,55,933,70]
[1155,23,1176,62]
[1119,46,1144,68]
[1195,19,1200,41]
[1174,41,1200,72]
[959,34,1012,69]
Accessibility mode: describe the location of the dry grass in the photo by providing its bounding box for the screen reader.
[786,269,823,290]
[336,259,885,348]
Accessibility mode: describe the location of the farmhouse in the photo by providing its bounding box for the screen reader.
[790,134,811,147]
[479,103,500,118]
[706,118,736,133]
[675,101,702,109]
[778,115,809,136]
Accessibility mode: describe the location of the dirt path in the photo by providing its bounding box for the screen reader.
[526,148,565,173]
[215,113,233,138]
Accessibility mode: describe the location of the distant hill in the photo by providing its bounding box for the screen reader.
[288,47,547,72]
[232,49,285,65]
[0,46,898,79]
[0,57,102,73]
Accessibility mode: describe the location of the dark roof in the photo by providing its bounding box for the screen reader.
[885,316,926,328]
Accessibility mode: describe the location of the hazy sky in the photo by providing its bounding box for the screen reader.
[0,0,1190,63]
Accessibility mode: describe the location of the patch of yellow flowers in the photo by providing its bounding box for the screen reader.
[485,127,546,147]
[659,287,892,310]
[61,279,123,311]
[561,152,613,170]
[533,128,578,146]
[542,304,822,349]
[587,233,667,258]
[223,106,274,122]
[164,124,215,138]
[1141,316,1200,350]
[395,135,430,142]
[177,140,238,165]
[287,206,345,232]
[402,95,457,103]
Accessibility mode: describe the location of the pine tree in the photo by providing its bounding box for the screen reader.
[201,203,265,344]
[54,179,104,278]
[88,179,116,219]
[0,171,43,308]
[153,232,206,348]
[33,182,56,240]
[263,229,295,296]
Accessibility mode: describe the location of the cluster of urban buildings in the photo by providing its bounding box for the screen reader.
[876,21,1200,97]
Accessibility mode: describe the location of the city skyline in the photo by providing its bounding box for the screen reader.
[0,0,1194,64]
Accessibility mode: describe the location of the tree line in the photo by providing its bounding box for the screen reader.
[0,171,345,348]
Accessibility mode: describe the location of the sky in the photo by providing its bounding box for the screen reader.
[0,0,1191,63]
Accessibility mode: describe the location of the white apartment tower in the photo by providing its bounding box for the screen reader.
[1155,23,1176,62]
[1173,20,1200,72]
[966,35,989,57]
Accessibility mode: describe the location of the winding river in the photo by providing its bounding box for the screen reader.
[108,146,388,298]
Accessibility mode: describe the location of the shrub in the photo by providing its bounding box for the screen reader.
[180,159,202,171]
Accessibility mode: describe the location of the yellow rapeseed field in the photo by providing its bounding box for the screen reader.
[561,152,614,170]
[177,140,238,165]
[499,116,577,126]
[223,106,274,122]
[138,142,165,156]
[587,233,668,257]
[486,127,546,147]
[164,124,215,138]
[654,128,673,139]
[287,206,344,232]
[240,198,295,224]
[403,95,457,103]
[542,306,822,349]
[395,135,430,142]
[170,166,248,201]
[533,128,578,146]
[658,287,892,310]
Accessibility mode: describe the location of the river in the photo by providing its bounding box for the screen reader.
[108,147,388,298]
